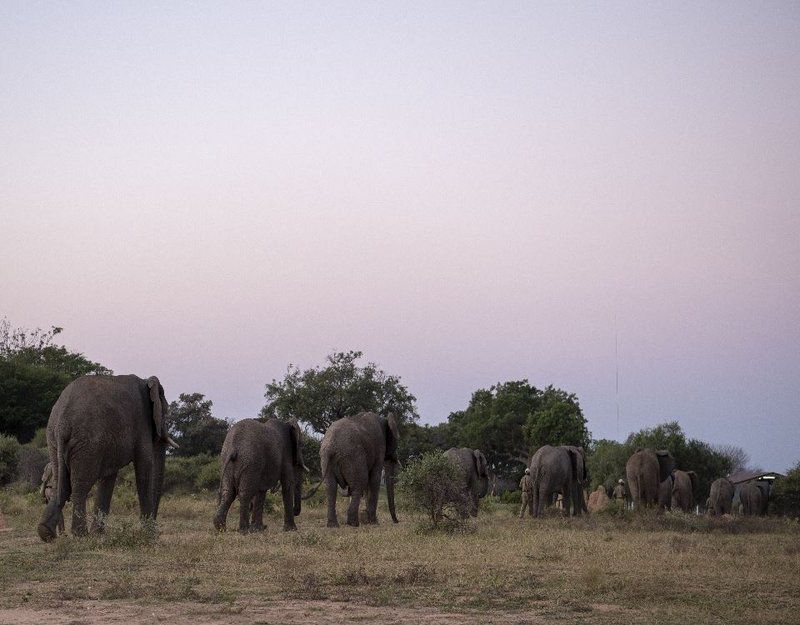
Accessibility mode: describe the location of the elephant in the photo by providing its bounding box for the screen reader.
[658,474,674,510]
[317,411,399,528]
[213,418,307,532]
[37,374,178,541]
[707,477,734,515]
[739,481,770,515]
[670,470,698,512]
[444,448,489,517]
[528,445,587,517]
[625,448,675,509]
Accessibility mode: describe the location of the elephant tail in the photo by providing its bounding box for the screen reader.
[302,466,329,500]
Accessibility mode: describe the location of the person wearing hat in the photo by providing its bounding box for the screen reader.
[613,478,626,509]
[519,468,534,518]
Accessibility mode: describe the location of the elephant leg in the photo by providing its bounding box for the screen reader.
[133,455,155,522]
[470,492,479,517]
[534,487,548,518]
[346,490,362,527]
[364,467,381,524]
[70,483,91,537]
[238,492,253,532]
[280,481,297,532]
[561,488,572,517]
[250,491,266,531]
[91,472,118,533]
[325,472,339,528]
[214,479,236,531]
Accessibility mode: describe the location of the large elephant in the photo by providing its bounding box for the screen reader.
[444,448,489,517]
[213,418,307,532]
[671,470,698,512]
[739,481,769,515]
[625,449,675,509]
[707,477,734,515]
[318,411,399,527]
[658,474,674,510]
[37,374,177,541]
[528,445,587,517]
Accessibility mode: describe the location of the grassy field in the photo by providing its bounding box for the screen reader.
[1,487,799,624]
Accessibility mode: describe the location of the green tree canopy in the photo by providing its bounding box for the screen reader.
[167,393,230,457]
[397,422,453,466]
[260,350,418,434]
[445,380,590,480]
[0,320,111,442]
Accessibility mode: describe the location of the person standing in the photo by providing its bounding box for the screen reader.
[613,478,626,509]
[519,468,534,518]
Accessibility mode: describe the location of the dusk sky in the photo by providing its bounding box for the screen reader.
[2,3,798,470]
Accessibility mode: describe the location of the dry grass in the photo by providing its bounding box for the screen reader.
[1,488,799,624]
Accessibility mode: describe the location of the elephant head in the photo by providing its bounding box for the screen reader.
[382,412,400,523]
[655,450,675,483]
[472,450,489,498]
[289,420,308,517]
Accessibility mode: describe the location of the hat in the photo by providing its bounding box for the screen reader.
[525,468,530,474]
[618,479,624,484]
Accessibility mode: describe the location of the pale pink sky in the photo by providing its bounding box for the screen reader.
[2,3,799,470]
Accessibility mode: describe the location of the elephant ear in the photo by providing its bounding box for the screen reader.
[567,447,586,483]
[385,412,399,462]
[289,420,308,472]
[473,450,488,479]
[147,376,164,440]
[655,450,674,483]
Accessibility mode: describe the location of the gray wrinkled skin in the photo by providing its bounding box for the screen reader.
[528,445,587,517]
[37,374,171,541]
[213,418,307,533]
[670,469,698,512]
[444,447,489,517]
[707,477,734,516]
[319,411,399,528]
[625,449,675,510]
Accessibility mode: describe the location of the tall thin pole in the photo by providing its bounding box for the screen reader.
[615,314,620,439]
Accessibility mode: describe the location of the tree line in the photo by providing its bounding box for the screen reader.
[1,318,797,516]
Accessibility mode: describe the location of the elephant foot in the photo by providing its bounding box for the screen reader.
[327,519,339,528]
[37,522,57,542]
[249,523,265,533]
[282,523,297,532]
[345,518,359,528]
[390,515,399,524]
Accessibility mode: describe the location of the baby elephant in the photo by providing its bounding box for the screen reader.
[213,418,307,532]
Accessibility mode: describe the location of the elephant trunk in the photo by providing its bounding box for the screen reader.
[385,461,399,523]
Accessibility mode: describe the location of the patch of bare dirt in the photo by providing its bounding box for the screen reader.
[0,599,558,625]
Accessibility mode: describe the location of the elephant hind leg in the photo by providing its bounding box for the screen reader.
[250,491,266,531]
[346,490,362,527]
[238,492,254,533]
[364,467,382,524]
[91,472,118,533]
[326,472,339,528]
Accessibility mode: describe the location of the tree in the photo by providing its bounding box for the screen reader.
[713,444,751,474]
[167,393,230,457]
[771,462,800,517]
[446,380,589,480]
[397,452,468,529]
[586,439,629,491]
[261,350,418,434]
[0,320,111,442]
[397,422,453,466]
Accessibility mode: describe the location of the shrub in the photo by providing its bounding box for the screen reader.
[397,452,468,528]
[15,445,49,490]
[0,434,21,485]
[194,456,221,491]
[500,489,521,505]
[771,463,800,518]
[162,454,218,494]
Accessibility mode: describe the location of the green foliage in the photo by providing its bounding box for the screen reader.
[261,350,418,434]
[500,489,522,505]
[398,452,467,527]
[446,380,589,479]
[0,319,111,442]
[30,427,48,449]
[587,439,629,491]
[771,463,800,518]
[162,454,219,494]
[0,433,21,485]
[298,431,321,478]
[397,421,453,466]
[167,393,229,457]
[15,445,49,490]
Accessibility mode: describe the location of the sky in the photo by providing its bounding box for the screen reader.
[2,2,798,471]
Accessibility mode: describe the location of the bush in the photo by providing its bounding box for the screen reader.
[162,454,218,494]
[398,452,468,528]
[500,489,521,505]
[0,434,21,485]
[194,456,221,491]
[15,445,49,490]
[771,463,800,518]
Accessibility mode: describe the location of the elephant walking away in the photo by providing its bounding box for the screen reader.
[528,445,587,518]
[444,448,489,517]
[625,449,675,509]
[213,418,307,532]
[671,470,698,512]
[37,375,178,541]
[739,481,770,516]
[318,411,400,528]
[707,478,734,515]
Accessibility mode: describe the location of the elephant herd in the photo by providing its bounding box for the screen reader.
[35,374,767,542]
